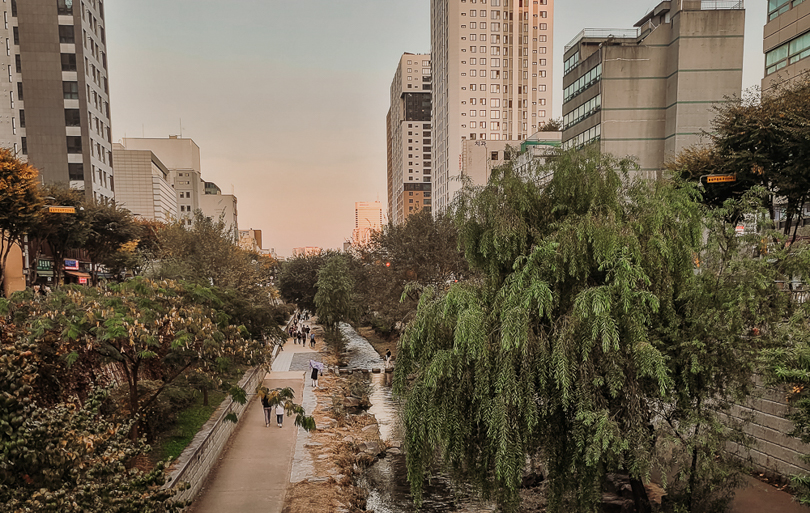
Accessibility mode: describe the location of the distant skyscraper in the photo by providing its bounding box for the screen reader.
[561,0,744,180]
[12,0,114,201]
[387,53,432,225]
[352,201,384,246]
[431,0,555,213]
[763,0,809,92]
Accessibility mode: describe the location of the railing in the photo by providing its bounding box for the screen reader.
[564,28,640,52]
[699,0,744,9]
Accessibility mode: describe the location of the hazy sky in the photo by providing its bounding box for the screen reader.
[106,1,766,257]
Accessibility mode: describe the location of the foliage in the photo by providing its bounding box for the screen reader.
[0,148,43,296]
[7,278,268,439]
[350,209,471,333]
[315,254,356,330]
[0,334,188,512]
[538,118,562,132]
[393,146,791,512]
[28,184,91,287]
[83,199,143,284]
[670,78,810,240]
[277,251,336,310]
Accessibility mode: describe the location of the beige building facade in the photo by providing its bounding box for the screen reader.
[13,0,114,201]
[239,229,263,253]
[199,188,238,233]
[352,201,384,246]
[561,0,745,180]
[763,0,810,92]
[111,143,177,222]
[387,53,432,225]
[431,0,555,213]
[461,130,561,184]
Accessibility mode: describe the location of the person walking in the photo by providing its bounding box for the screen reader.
[310,362,320,388]
[385,349,392,368]
[275,402,285,428]
[310,332,316,348]
[261,394,272,427]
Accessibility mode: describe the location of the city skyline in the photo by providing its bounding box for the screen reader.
[106,0,766,257]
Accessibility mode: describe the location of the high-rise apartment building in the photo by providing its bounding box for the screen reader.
[13,0,114,201]
[561,0,745,180]
[387,53,432,225]
[431,0,555,213]
[763,0,810,92]
[352,201,384,246]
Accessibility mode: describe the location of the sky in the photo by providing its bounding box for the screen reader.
[106,0,766,258]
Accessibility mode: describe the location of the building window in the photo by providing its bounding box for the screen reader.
[18,109,24,128]
[68,163,83,181]
[66,136,82,154]
[766,31,810,74]
[57,0,74,15]
[769,0,791,19]
[21,137,27,155]
[59,25,75,43]
[65,108,81,126]
[15,54,21,72]
[61,53,77,72]
[63,81,79,99]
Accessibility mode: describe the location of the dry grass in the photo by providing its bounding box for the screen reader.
[282,373,384,513]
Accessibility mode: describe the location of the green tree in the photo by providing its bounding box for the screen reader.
[6,278,299,439]
[277,251,335,311]
[84,199,143,285]
[315,254,355,331]
[0,149,43,296]
[0,324,187,512]
[28,185,91,287]
[394,147,787,512]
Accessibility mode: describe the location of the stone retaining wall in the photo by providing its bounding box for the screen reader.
[727,377,810,479]
[165,361,269,503]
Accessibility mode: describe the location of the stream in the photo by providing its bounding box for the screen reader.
[338,324,495,513]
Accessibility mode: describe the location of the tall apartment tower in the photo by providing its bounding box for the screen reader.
[561,0,745,180]
[431,0,554,213]
[386,53,432,225]
[763,0,810,92]
[13,0,114,201]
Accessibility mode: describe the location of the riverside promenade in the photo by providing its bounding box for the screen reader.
[189,336,317,513]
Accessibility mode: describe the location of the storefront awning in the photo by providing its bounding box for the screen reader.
[36,271,54,277]
[65,271,92,278]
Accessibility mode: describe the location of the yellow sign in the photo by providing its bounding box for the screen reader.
[706,175,736,184]
[48,206,76,214]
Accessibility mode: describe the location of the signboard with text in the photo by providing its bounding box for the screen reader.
[706,174,736,184]
[64,259,79,271]
[48,206,76,214]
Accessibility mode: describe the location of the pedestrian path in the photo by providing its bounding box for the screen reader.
[189,336,318,513]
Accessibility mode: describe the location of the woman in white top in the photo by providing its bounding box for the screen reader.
[275,403,285,428]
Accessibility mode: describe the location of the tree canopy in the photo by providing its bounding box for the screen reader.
[394,146,794,512]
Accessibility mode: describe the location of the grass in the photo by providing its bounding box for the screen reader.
[153,389,227,461]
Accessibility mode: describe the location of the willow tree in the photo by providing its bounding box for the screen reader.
[393,144,784,512]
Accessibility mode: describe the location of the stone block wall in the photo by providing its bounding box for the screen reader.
[165,364,267,503]
[727,377,810,479]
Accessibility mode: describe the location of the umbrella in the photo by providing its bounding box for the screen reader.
[309,360,325,371]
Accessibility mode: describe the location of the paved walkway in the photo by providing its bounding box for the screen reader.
[732,475,810,513]
[189,332,319,513]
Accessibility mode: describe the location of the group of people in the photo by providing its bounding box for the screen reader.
[288,310,316,347]
[261,395,286,428]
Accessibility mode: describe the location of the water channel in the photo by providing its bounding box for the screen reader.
[338,324,495,513]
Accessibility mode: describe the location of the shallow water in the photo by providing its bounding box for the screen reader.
[340,324,494,513]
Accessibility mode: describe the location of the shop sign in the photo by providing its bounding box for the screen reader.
[79,277,88,285]
[64,259,79,271]
[37,259,53,271]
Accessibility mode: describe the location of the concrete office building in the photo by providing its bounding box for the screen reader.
[122,136,204,226]
[460,130,560,183]
[387,53,432,225]
[763,0,810,92]
[352,201,384,246]
[0,3,19,155]
[561,0,745,180]
[112,142,177,222]
[13,0,114,201]
[431,0,555,212]
[199,182,238,233]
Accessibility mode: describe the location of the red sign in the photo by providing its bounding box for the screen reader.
[79,277,88,285]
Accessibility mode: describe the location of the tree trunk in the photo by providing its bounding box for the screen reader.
[202,387,209,406]
[125,360,140,440]
[630,477,652,513]
[687,425,700,512]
